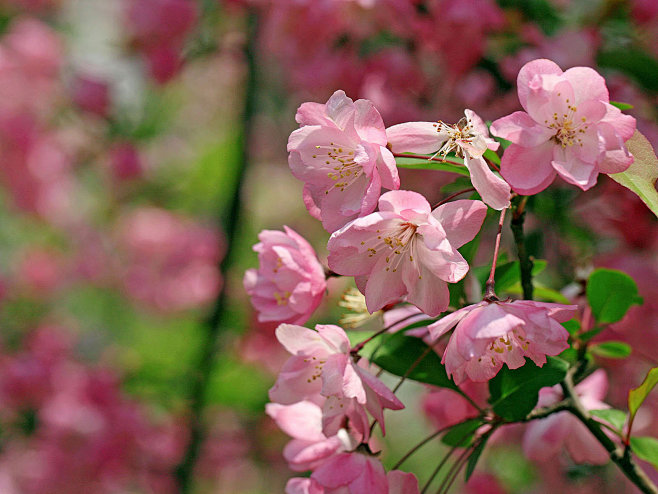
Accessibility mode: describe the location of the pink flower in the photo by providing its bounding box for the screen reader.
[244,226,326,326]
[287,90,400,232]
[490,58,636,194]
[327,190,487,316]
[523,369,610,464]
[71,74,111,117]
[266,401,355,472]
[428,300,578,384]
[386,110,510,210]
[269,324,403,439]
[286,453,419,494]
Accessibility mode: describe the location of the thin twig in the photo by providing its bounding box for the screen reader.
[433,188,476,209]
[484,208,508,301]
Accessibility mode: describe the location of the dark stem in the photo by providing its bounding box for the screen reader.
[484,208,508,301]
[510,196,534,300]
[174,11,259,493]
[433,188,476,209]
[392,422,472,470]
[561,368,658,494]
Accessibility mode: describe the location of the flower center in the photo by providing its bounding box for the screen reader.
[545,97,590,148]
[312,142,362,193]
[432,117,478,159]
[304,356,327,383]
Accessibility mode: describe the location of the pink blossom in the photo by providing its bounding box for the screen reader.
[428,300,577,384]
[523,369,610,464]
[244,226,327,325]
[269,324,403,439]
[386,110,510,210]
[490,59,636,194]
[71,74,111,117]
[109,142,143,182]
[327,190,487,316]
[266,401,355,472]
[288,90,400,232]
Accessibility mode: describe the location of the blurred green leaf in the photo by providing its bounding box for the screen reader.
[442,418,482,447]
[590,341,632,359]
[610,101,634,111]
[598,49,658,93]
[590,409,627,432]
[206,357,272,413]
[610,131,658,218]
[630,436,658,469]
[371,332,458,390]
[483,148,501,166]
[465,434,489,481]
[489,357,568,421]
[395,156,469,176]
[473,259,547,295]
[586,268,642,324]
[628,368,658,436]
[498,0,562,35]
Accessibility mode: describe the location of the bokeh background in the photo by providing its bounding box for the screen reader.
[0,0,655,492]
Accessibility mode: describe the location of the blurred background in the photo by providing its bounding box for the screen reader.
[0,0,655,492]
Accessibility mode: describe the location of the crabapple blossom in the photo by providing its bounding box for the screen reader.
[266,401,356,472]
[288,90,399,232]
[428,300,578,384]
[523,369,610,464]
[327,190,487,316]
[386,110,511,210]
[286,453,419,494]
[244,226,326,325]
[269,324,403,439]
[490,58,636,194]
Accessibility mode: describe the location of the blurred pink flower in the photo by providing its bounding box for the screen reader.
[490,59,636,194]
[327,191,486,316]
[109,141,143,182]
[428,300,577,384]
[71,74,111,117]
[288,90,399,232]
[244,226,326,326]
[523,369,610,464]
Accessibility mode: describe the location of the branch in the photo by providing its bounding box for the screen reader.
[561,368,658,494]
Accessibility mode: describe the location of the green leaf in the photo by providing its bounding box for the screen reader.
[488,357,568,421]
[630,436,658,469]
[442,419,482,447]
[590,341,632,359]
[483,148,501,165]
[586,268,643,324]
[610,130,658,218]
[505,283,572,304]
[610,101,634,111]
[597,49,658,93]
[562,320,581,336]
[629,368,658,435]
[590,409,627,432]
[465,435,489,481]
[371,332,458,390]
[473,259,547,296]
[395,155,469,176]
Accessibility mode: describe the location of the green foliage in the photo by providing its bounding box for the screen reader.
[206,357,273,413]
[483,148,501,165]
[610,101,634,111]
[473,259,547,296]
[597,49,658,93]
[371,332,458,390]
[497,0,562,35]
[610,131,658,218]
[630,436,658,469]
[395,155,469,176]
[589,341,632,359]
[590,409,627,432]
[488,357,568,421]
[465,434,489,481]
[628,368,658,435]
[586,268,642,324]
[442,419,482,447]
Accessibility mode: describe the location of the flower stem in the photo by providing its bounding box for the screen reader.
[561,368,658,494]
[510,196,534,300]
[433,187,476,209]
[484,208,508,301]
[174,10,259,493]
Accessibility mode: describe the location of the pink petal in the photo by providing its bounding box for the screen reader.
[266,401,325,441]
[500,142,557,195]
[523,413,570,461]
[320,353,350,397]
[295,102,333,127]
[354,99,387,146]
[364,254,407,313]
[276,324,332,356]
[349,456,388,494]
[575,369,608,402]
[551,148,599,191]
[431,199,488,248]
[489,111,553,146]
[325,90,355,130]
[312,453,364,488]
[601,104,636,141]
[427,304,480,340]
[386,121,446,154]
[563,66,609,104]
[379,190,431,215]
[464,155,511,210]
[376,146,400,190]
[404,266,450,317]
[517,58,563,114]
[388,471,420,494]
